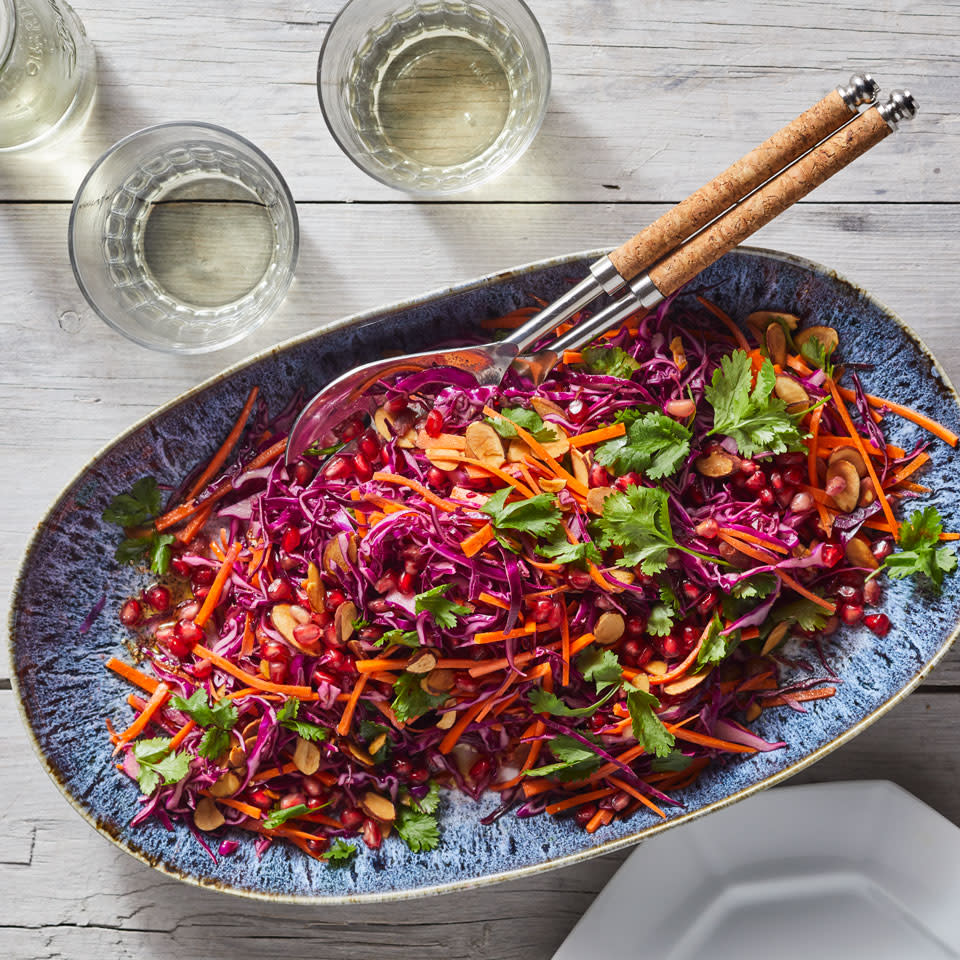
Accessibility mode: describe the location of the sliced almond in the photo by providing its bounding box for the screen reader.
[323,536,348,574]
[570,447,590,487]
[594,611,625,645]
[531,396,565,419]
[670,335,688,371]
[794,325,839,354]
[506,438,531,462]
[663,669,710,696]
[347,742,375,766]
[746,310,801,333]
[241,718,261,740]
[426,447,461,471]
[630,673,650,694]
[335,600,358,645]
[539,476,567,493]
[845,534,880,570]
[271,604,299,645]
[306,562,325,613]
[406,651,438,675]
[760,620,791,656]
[368,732,388,756]
[228,744,246,770]
[465,421,505,467]
[645,660,668,677]
[774,374,810,411]
[541,436,570,458]
[765,322,787,366]
[420,668,455,697]
[436,710,457,730]
[359,791,396,823]
[209,770,241,798]
[605,570,635,593]
[744,702,763,722]
[586,486,615,515]
[396,428,417,449]
[695,450,738,478]
[194,797,225,832]
[374,407,394,440]
[828,445,868,478]
[293,736,321,775]
[858,476,877,507]
[346,533,358,564]
[826,459,860,512]
[289,604,311,624]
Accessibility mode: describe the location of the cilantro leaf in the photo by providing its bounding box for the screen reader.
[595,485,677,574]
[410,781,441,815]
[395,807,440,852]
[646,603,675,637]
[529,683,620,718]
[774,597,830,632]
[536,526,602,566]
[525,734,603,781]
[575,647,623,692]
[485,406,558,443]
[625,687,675,758]
[705,350,806,457]
[326,839,358,865]
[374,629,422,649]
[651,750,693,772]
[800,337,835,377]
[305,440,345,457]
[391,672,448,723]
[274,696,331,742]
[595,411,692,480]
[198,727,231,760]
[696,616,738,670]
[102,477,163,527]
[731,573,778,600]
[275,699,298,724]
[263,803,310,830]
[582,345,640,380]
[481,487,563,539]
[132,737,191,795]
[883,507,958,590]
[115,532,176,575]
[414,584,471,630]
[171,689,239,732]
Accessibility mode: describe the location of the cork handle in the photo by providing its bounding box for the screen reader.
[647,108,891,297]
[609,89,855,280]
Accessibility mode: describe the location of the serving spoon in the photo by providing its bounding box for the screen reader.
[285,78,908,466]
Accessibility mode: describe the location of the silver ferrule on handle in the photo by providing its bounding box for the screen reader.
[837,73,880,112]
[877,90,917,130]
[501,255,627,354]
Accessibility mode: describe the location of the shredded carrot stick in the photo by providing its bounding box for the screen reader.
[194,541,241,628]
[762,686,837,707]
[806,404,833,535]
[105,657,160,694]
[607,776,666,818]
[474,623,537,645]
[836,386,959,447]
[696,296,751,353]
[206,794,263,820]
[718,526,789,556]
[247,438,288,470]
[186,387,259,500]
[668,725,757,754]
[545,788,615,815]
[336,674,368,737]
[785,354,814,377]
[176,502,214,544]
[461,523,495,558]
[439,700,486,754]
[478,591,510,610]
[168,719,196,750]
[445,455,535,497]
[252,761,299,782]
[115,683,170,748]
[560,598,571,687]
[372,471,457,512]
[240,614,255,658]
[585,808,613,833]
[568,422,627,448]
[889,452,929,486]
[356,657,405,674]
[827,379,899,539]
[940,533,960,541]
[897,480,932,494]
[192,644,315,698]
[562,350,584,365]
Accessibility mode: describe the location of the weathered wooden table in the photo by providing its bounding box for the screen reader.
[2,2,959,956]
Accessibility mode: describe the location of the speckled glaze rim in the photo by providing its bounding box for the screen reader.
[9,245,960,904]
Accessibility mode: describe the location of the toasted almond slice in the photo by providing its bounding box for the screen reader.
[506,439,530,462]
[794,325,839,353]
[586,486,615,515]
[374,407,394,440]
[335,601,358,645]
[605,570,634,592]
[271,604,299,645]
[194,797,225,832]
[858,477,877,507]
[845,534,880,570]
[645,660,668,677]
[760,620,791,656]
[630,673,650,694]
[421,668,455,696]
[541,436,570,458]
[663,669,711,696]
[828,445,868,478]
[209,770,241,798]
[765,322,787,366]
[426,447,461,471]
[531,396,565,419]
[347,742,375,766]
[826,459,860,512]
[465,421,505,467]
[347,533,358,564]
[670,335,688,371]
[293,736,321,775]
[359,791,396,823]
[289,604,311,625]
[695,450,738,478]
[228,744,246,769]
[594,612,625,645]
[406,651,437,675]
[539,476,567,493]
[323,536,348,574]
[368,732,388,756]
[746,310,801,332]
[436,710,457,730]
[744,702,763,722]
[570,447,590,487]
[774,374,809,409]
[397,429,417,449]
[306,562,325,613]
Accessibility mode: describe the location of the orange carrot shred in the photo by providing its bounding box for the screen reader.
[336,674,368,737]
[192,644,315,698]
[115,682,170,750]
[461,523,495,558]
[168,718,196,751]
[836,386,958,447]
[186,386,259,500]
[568,422,626,448]
[105,657,160,694]
[194,542,241,628]
[439,700,486,754]
[372,472,457,512]
[607,776,666,818]
[696,296,751,353]
[247,438,288,470]
[545,788,615,815]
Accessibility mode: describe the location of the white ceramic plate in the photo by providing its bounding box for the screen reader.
[552,781,960,960]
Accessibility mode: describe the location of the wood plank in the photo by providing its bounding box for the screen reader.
[0,0,955,201]
[3,200,960,681]
[0,688,957,959]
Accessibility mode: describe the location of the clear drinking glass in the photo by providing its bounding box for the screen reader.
[0,0,96,152]
[68,123,299,354]
[318,0,550,195]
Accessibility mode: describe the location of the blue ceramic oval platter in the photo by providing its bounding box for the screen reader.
[10,247,960,903]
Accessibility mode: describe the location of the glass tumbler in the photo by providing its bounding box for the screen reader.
[69,123,299,354]
[318,0,550,195]
[0,0,96,151]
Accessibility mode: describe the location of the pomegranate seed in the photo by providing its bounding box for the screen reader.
[634,647,653,668]
[839,603,864,626]
[821,544,843,567]
[789,491,814,512]
[384,394,409,415]
[248,790,272,810]
[267,578,294,602]
[192,658,213,679]
[680,580,699,602]
[318,648,346,672]
[625,615,647,638]
[427,466,449,487]
[155,621,175,645]
[281,527,301,553]
[340,415,365,441]
[839,569,865,587]
[589,464,610,487]
[281,792,306,810]
[778,452,806,467]
[306,837,329,855]
[533,599,558,623]
[293,462,314,486]
[340,808,364,831]
[469,757,492,781]
[757,488,775,508]
[293,623,322,649]
[871,538,894,562]
[863,579,882,606]
[425,410,444,438]
[611,791,631,812]
[390,757,413,778]
[665,398,696,419]
[398,571,415,594]
[353,453,373,482]
[568,398,588,424]
[659,634,681,658]
[193,585,210,601]
[171,557,191,576]
[820,615,840,636]
[696,590,718,618]
[682,624,701,648]
[769,470,784,492]
[409,765,430,785]
[325,589,346,611]
[622,638,643,660]
[119,599,142,626]
[175,619,204,646]
[311,667,337,688]
[783,467,805,488]
[359,429,380,460]
[825,474,848,498]
[588,712,607,731]
[324,456,352,480]
[167,635,191,659]
[145,585,171,612]
[362,818,383,850]
[744,470,767,493]
[192,566,215,587]
[575,803,598,827]
[261,639,290,662]
[864,613,891,637]
[695,518,719,539]
[836,584,863,605]
[614,471,642,491]
[269,661,289,683]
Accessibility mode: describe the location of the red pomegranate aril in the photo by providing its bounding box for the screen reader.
[119,598,142,626]
[192,658,213,679]
[681,580,700,602]
[533,598,559,624]
[340,807,364,831]
[838,569,866,588]
[306,836,329,855]
[362,818,383,850]
[261,639,290,662]
[587,712,607,732]
[324,456,353,481]
[145,585,171,612]
[696,590,718,618]
[359,429,381,461]
[269,661,289,684]
[352,453,373,482]
[568,398,588,424]
[267,578,294,602]
[311,667,337,688]
[426,466,449,488]
[175,619,204,645]
[659,634,681,659]
[280,792,306,810]
[835,584,863,605]
[391,757,413,778]
[166,635,191,659]
[398,571,415,594]
[863,578,883,606]
[744,470,767,493]
[384,394,409,415]
[615,471,642,491]
[193,585,211,602]
[783,467,805,488]
[682,624,701,648]
[769,470,784,492]
[575,803,598,828]
[695,518,719,539]
[192,566,215,587]
[293,623,322,648]
[340,415,365,441]
[864,612,891,637]
[871,538,894,562]
[248,790,272,811]
[622,638,643,660]
[839,602,864,626]
[409,765,430,785]
[739,459,758,476]
[325,589,346,611]
[293,462,314,487]
[318,648,346,672]
[425,410,444,438]
[589,464,610,487]
[281,527,301,553]
[757,488,776,508]
[634,646,653,668]
[821,543,843,568]
[469,757,492,781]
[789,491,814,513]
[358,627,383,645]
[171,556,190,576]
[567,567,593,590]
[625,615,647,638]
